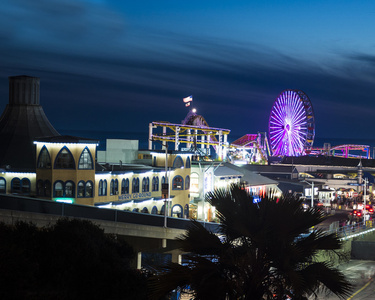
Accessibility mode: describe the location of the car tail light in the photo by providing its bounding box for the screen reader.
[370,209,374,213]
[366,205,370,209]
[357,212,362,217]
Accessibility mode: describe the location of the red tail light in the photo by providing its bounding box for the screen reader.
[357,212,362,217]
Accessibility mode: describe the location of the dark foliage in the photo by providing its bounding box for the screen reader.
[0,218,148,300]
[149,185,352,300]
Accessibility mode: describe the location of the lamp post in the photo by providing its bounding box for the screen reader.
[362,177,368,216]
[162,144,169,228]
[303,180,314,208]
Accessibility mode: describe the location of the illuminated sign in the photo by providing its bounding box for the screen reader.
[118,192,152,201]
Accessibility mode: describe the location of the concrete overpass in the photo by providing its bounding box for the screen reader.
[0,194,219,268]
[1,194,375,269]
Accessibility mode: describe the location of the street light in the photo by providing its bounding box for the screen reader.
[302,180,314,208]
[361,177,368,216]
[162,143,169,228]
[151,137,170,228]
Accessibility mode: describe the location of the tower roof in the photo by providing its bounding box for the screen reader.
[0,76,60,172]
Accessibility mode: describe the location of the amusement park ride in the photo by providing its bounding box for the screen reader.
[148,91,371,163]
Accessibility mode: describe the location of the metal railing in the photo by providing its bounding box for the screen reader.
[324,219,375,240]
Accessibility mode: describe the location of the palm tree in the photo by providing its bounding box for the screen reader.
[149,185,352,300]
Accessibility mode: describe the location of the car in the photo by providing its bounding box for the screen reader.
[349,209,363,218]
[365,204,374,214]
[349,209,372,221]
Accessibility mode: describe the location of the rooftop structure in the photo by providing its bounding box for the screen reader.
[0,76,60,171]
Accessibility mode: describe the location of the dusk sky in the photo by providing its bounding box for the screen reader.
[1,0,375,147]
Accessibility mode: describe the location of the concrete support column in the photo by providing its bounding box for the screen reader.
[137,252,142,270]
[171,251,182,264]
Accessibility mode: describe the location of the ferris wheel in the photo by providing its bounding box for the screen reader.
[268,89,315,157]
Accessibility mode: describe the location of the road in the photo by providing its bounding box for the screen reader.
[312,260,375,300]
[311,210,375,299]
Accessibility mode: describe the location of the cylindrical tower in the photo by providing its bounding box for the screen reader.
[9,76,40,105]
[0,76,60,171]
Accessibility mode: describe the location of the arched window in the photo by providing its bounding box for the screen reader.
[37,180,44,196]
[98,179,107,196]
[98,180,103,196]
[77,181,85,198]
[121,178,129,194]
[161,176,166,184]
[85,181,93,197]
[132,178,139,193]
[78,147,93,169]
[11,178,21,194]
[172,176,184,190]
[152,177,159,191]
[110,179,114,195]
[65,181,75,197]
[44,180,51,197]
[37,180,51,197]
[102,179,107,196]
[184,204,189,219]
[172,204,183,218]
[141,207,149,214]
[142,177,149,192]
[160,204,165,216]
[37,146,51,169]
[110,179,118,195]
[21,178,30,194]
[151,206,158,215]
[185,175,190,190]
[54,147,75,169]
[54,181,64,197]
[186,156,191,168]
[173,156,184,168]
[0,177,6,194]
[153,156,157,166]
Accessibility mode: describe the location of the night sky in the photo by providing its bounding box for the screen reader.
[1,1,375,148]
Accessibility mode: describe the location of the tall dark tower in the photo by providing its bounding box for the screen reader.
[0,76,60,171]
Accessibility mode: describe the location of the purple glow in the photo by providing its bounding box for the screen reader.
[268,90,315,157]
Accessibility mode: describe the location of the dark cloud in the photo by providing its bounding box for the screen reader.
[1,0,375,149]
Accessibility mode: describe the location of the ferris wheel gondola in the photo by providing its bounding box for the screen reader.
[268,89,315,157]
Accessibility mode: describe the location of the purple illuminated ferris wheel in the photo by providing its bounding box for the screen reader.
[268,90,315,157]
